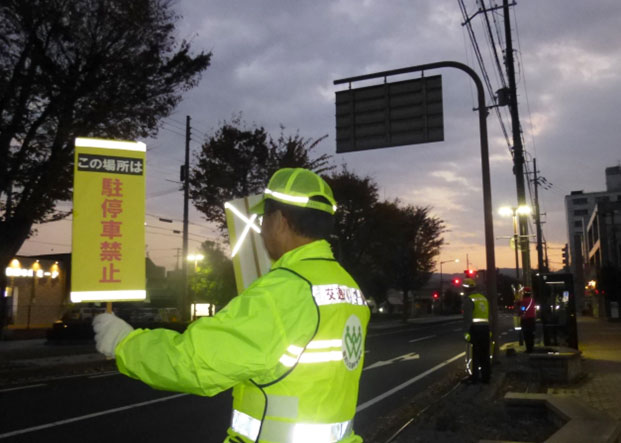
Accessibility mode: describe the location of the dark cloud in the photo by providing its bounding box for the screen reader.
[22,1,621,272]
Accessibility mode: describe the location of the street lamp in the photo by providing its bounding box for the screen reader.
[439,258,460,312]
[187,253,205,272]
[186,253,205,321]
[498,205,531,283]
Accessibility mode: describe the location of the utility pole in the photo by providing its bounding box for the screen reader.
[503,0,531,287]
[532,158,545,272]
[181,115,191,322]
[175,248,181,271]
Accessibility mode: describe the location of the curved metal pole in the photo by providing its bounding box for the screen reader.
[335,61,498,356]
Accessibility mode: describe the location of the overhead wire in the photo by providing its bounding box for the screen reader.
[458,0,512,149]
[479,0,507,89]
[463,0,558,268]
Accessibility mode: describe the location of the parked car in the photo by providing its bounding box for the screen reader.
[47,307,106,342]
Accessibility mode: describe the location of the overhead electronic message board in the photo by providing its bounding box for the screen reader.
[225,195,271,294]
[71,137,146,303]
[335,75,443,153]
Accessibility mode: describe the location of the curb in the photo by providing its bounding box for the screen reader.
[504,392,621,443]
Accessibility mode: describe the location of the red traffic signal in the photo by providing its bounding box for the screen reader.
[432,291,439,299]
[464,269,477,278]
[452,277,462,286]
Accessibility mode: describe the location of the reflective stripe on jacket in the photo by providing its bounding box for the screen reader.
[229,249,370,443]
[114,240,369,443]
[470,293,489,323]
[464,292,489,330]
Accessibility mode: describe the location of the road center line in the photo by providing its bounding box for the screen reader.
[88,371,119,379]
[0,383,46,393]
[408,335,435,343]
[0,393,188,439]
[356,352,465,412]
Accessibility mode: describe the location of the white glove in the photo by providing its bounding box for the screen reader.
[93,313,134,358]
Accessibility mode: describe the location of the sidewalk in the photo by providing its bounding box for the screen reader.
[549,316,621,421]
[387,315,621,442]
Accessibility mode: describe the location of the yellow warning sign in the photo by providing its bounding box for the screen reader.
[71,137,146,302]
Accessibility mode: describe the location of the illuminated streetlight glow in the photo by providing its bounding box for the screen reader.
[498,207,513,217]
[498,205,531,217]
[516,205,532,215]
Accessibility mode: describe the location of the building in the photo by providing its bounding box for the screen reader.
[565,165,621,314]
[3,255,176,331]
[4,256,68,329]
[584,200,621,318]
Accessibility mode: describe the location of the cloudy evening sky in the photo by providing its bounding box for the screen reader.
[19,0,621,275]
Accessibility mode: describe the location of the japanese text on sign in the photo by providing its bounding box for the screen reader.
[99,178,123,283]
[77,154,144,175]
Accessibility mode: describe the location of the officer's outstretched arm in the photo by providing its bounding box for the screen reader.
[115,275,316,397]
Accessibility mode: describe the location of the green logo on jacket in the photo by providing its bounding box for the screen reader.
[343,315,363,370]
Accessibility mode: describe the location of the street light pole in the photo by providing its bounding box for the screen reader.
[512,211,520,282]
[499,206,531,286]
[439,258,460,313]
[186,253,204,321]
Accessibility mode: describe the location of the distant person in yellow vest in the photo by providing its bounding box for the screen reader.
[462,278,490,383]
[93,168,371,442]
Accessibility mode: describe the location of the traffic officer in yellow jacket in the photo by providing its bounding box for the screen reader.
[93,168,371,443]
[462,278,490,383]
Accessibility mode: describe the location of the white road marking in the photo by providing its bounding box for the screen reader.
[0,383,46,393]
[408,334,435,343]
[88,371,119,379]
[363,352,420,371]
[356,352,466,412]
[0,393,188,439]
[367,328,422,338]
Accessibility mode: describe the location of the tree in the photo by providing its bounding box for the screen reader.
[325,168,388,302]
[189,116,333,231]
[189,241,236,309]
[0,0,211,327]
[326,169,446,313]
[370,202,445,320]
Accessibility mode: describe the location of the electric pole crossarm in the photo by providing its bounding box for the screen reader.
[459,1,514,26]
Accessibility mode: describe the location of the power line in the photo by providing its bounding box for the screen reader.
[480,0,507,89]
[160,125,186,138]
[21,239,71,247]
[145,212,218,231]
[458,0,512,148]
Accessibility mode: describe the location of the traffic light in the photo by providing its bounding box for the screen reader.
[562,244,569,266]
[464,269,477,279]
[452,277,462,286]
[432,291,439,300]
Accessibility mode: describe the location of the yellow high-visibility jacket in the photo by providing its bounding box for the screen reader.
[116,240,370,443]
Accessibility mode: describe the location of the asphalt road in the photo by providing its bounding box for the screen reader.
[0,315,515,442]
